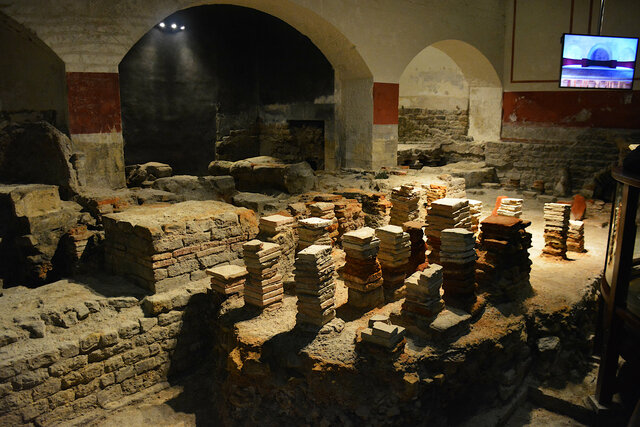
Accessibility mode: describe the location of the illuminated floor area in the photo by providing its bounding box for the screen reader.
[84,187,610,426]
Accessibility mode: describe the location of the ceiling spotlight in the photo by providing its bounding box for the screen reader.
[171,23,177,29]
[159,22,165,28]
[180,26,185,31]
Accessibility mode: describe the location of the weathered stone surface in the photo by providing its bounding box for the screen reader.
[0,184,83,286]
[209,157,316,194]
[231,192,284,215]
[126,162,172,187]
[0,121,82,198]
[152,175,236,203]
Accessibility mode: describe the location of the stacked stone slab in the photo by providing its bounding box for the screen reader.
[333,198,365,241]
[361,319,406,349]
[543,203,571,258]
[439,174,466,198]
[425,183,447,208]
[497,198,523,218]
[567,220,585,253]
[426,198,471,264]
[258,214,296,281]
[294,245,336,326]
[342,227,384,309]
[403,221,428,274]
[403,264,445,321]
[242,240,284,308]
[390,185,420,226]
[476,215,532,301]
[287,202,308,221]
[376,225,411,300]
[337,189,392,228]
[103,201,258,293]
[297,217,333,251]
[468,200,483,236]
[440,228,477,311]
[206,264,248,296]
[308,203,339,245]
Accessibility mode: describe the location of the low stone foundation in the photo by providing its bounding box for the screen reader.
[103,201,258,293]
[0,279,212,426]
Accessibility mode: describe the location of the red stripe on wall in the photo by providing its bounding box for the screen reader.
[67,72,122,134]
[503,91,640,129]
[373,82,399,125]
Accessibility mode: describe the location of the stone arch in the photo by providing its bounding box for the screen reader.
[122,0,374,170]
[400,39,502,143]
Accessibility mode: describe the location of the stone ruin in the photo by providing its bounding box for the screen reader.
[0,134,606,425]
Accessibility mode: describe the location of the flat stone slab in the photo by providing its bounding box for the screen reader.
[206,264,248,280]
[429,307,471,337]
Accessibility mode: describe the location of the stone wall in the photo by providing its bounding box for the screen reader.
[486,126,639,196]
[103,201,259,293]
[0,281,213,426]
[399,108,469,143]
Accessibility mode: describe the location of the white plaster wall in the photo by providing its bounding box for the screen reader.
[0,0,507,169]
[0,0,505,84]
[399,47,469,111]
[504,0,640,91]
[468,87,502,142]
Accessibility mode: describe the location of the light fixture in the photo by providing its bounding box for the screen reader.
[171,23,177,29]
[180,26,185,31]
[159,22,165,28]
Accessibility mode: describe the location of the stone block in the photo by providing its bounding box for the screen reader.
[104,201,257,293]
[158,310,182,327]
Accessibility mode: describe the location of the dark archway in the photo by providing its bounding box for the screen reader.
[0,11,68,133]
[119,5,334,175]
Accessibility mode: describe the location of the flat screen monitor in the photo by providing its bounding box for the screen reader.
[560,33,638,89]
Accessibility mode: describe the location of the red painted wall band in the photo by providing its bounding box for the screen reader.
[503,90,640,129]
[373,82,399,125]
[67,72,122,134]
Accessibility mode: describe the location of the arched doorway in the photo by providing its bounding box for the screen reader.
[119,5,335,175]
[398,40,502,166]
[118,0,373,172]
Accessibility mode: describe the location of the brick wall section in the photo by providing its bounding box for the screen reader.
[103,201,259,293]
[399,108,469,143]
[0,282,213,426]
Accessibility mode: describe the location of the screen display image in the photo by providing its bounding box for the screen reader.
[560,34,638,89]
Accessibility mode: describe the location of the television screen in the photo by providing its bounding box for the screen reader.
[560,34,638,89]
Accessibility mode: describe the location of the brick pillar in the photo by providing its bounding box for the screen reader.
[66,72,125,188]
[372,82,399,169]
